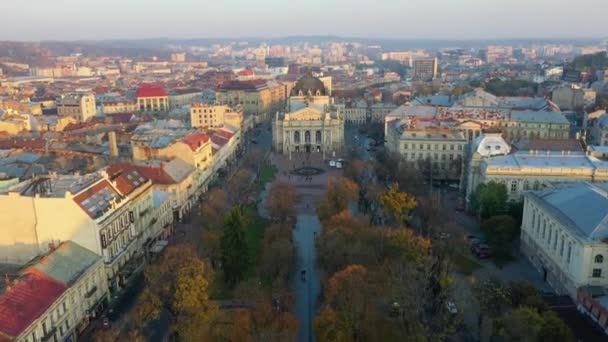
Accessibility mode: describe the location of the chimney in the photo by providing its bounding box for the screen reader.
[109,131,119,158]
[4,274,10,291]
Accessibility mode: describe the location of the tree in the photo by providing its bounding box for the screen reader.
[93,327,120,342]
[509,281,548,312]
[317,265,374,341]
[200,188,229,229]
[470,181,508,219]
[259,224,295,288]
[132,246,217,336]
[379,183,417,226]
[227,169,253,205]
[481,215,519,254]
[317,177,359,221]
[221,207,251,287]
[494,307,544,342]
[266,181,297,224]
[474,277,512,341]
[538,310,575,342]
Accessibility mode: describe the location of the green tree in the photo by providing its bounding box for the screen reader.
[481,215,519,254]
[221,207,250,287]
[538,310,575,342]
[494,307,544,342]
[470,181,508,219]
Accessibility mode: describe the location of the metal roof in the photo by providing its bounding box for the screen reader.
[528,182,608,241]
[27,241,100,286]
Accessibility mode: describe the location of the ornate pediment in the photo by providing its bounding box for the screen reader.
[285,107,323,121]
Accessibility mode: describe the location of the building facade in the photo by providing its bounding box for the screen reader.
[272,72,344,156]
[386,120,467,180]
[411,58,438,81]
[216,79,286,122]
[56,93,96,122]
[136,84,169,112]
[190,104,243,129]
[520,182,608,298]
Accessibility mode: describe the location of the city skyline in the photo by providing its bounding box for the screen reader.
[1,0,607,41]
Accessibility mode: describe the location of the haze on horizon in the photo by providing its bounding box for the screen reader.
[1,0,606,41]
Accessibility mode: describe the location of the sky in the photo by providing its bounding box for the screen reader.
[1,0,606,41]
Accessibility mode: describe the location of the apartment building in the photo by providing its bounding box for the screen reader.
[190,104,243,129]
[56,93,96,122]
[0,241,108,342]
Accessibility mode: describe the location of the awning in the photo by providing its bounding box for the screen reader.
[150,240,169,254]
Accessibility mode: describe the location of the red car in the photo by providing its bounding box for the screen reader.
[471,244,493,259]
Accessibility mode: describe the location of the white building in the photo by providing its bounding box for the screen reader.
[466,134,608,202]
[520,182,608,298]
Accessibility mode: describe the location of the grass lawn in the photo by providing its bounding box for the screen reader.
[257,161,277,190]
[452,253,483,275]
[243,205,267,277]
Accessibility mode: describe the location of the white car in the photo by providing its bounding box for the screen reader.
[329,160,336,167]
[335,161,343,169]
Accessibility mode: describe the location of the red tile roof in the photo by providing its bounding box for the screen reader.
[136,84,167,98]
[0,270,67,338]
[182,133,209,151]
[107,164,149,195]
[132,164,175,185]
[238,69,254,76]
[0,138,46,150]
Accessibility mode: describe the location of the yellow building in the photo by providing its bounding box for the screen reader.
[190,104,243,129]
[101,99,138,114]
[216,79,286,122]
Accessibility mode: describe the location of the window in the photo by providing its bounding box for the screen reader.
[592,269,602,278]
[547,228,552,245]
[560,238,564,257]
[595,255,604,263]
[403,143,408,150]
[553,232,558,250]
[450,145,454,151]
[523,180,530,191]
[510,181,517,193]
[567,242,572,263]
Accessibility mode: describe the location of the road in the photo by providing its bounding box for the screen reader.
[293,214,322,342]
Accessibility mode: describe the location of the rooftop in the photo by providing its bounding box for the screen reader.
[528,182,608,241]
[136,84,167,98]
[0,270,66,338]
[25,241,100,286]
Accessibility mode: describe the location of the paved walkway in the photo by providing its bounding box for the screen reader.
[269,152,340,342]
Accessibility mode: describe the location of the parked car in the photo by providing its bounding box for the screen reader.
[335,161,343,169]
[464,235,482,247]
[329,160,336,167]
[102,317,110,329]
[446,301,458,315]
[471,243,493,259]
